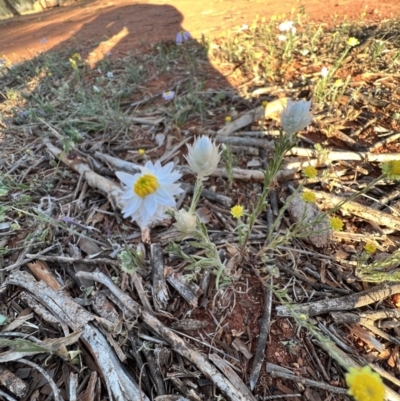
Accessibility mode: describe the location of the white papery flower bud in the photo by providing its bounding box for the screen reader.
[174,209,197,235]
[281,99,313,136]
[185,136,220,179]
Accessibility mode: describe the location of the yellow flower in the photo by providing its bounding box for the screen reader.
[262,100,268,108]
[138,148,146,155]
[347,37,360,47]
[302,165,318,179]
[329,216,344,231]
[345,366,384,401]
[71,53,81,61]
[364,243,377,254]
[225,116,232,123]
[334,79,344,86]
[231,205,244,219]
[302,191,316,203]
[381,160,400,181]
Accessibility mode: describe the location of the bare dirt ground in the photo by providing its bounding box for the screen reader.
[1,0,400,63]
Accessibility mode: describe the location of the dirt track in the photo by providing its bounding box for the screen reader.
[1,0,400,62]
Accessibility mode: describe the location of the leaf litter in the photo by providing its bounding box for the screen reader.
[1,11,400,401]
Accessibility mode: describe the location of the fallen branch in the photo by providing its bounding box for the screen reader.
[276,282,400,317]
[312,190,400,232]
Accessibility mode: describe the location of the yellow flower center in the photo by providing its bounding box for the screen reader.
[133,174,159,198]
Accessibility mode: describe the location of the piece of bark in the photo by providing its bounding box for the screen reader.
[166,272,203,308]
[209,353,256,401]
[151,243,169,310]
[0,365,29,398]
[232,338,253,360]
[288,194,331,248]
[249,276,273,390]
[26,260,61,291]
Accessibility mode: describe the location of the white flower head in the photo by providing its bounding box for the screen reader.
[93,85,100,93]
[185,136,220,179]
[277,34,287,42]
[162,91,175,101]
[321,66,328,78]
[107,71,114,78]
[174,209,197,235]
[116,161,183,228]
[281,99,313,136]
[278,20,294,32]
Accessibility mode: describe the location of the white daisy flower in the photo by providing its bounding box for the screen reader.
[278,20,294,32]
[185,135,220,179]
[320,66,329,78]
[116,161,183,228]
[281,99,313,136]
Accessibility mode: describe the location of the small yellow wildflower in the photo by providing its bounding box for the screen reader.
[138,148,146,155]
[225,116,232,123]
[71,53,81,62]
[302,165,318,179]
[345,366,384,401]
[262,100,268,108]
[302,191,316,203]
[329,216,344,231]
[364,243,377,255]
[380,160,400,181]
[334,79,344,86]
[347,37,360,47]
[231,205,244,219]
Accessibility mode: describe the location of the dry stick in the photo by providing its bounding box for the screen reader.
[151,243,169,310]
[269,370,348,395]
[276,282,400,317]
[69,373,78,401]
[181,183,232,207]
[25,254,120,267]
[128,333,153,396]
[76,270,250,401]
[209,354,256,401]
[304,337,330,382]
[311,190,400,232]
[44,139,124,209]
[287,147,400,162]
[18,358,63,401]
[1,243,59,272]
[0,389,17,401]
[249,275,273,391]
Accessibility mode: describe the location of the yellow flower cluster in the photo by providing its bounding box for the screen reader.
[231,205,244,219]
[301,191,316,203]
[302,165,318,179]
[363,243,376,254]
[329,216,344,231]
[380,160,400,181]
[345,366,384,401]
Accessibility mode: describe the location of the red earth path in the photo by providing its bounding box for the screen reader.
[1,0,400,63]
